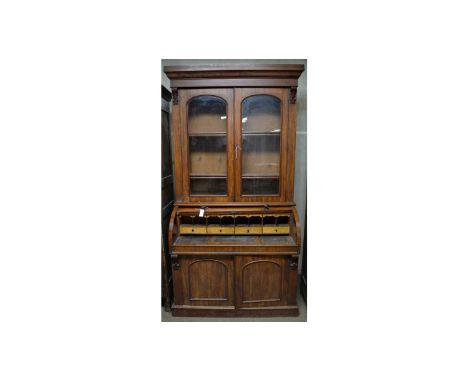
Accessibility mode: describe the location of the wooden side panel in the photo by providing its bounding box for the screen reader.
[175,256,235,307]
[170,92,184,201]
[300,207,307,304]
[162,87,174,310]
[286,92,297,201]
[236,256,291,308]
[286,255,299,305]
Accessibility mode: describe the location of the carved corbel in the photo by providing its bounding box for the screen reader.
[289,87,297,104]
[171,254,180,270]
[289,255,299,270]
[171,88,179,105]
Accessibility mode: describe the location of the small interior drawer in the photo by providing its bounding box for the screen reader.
[180,225,207,234]
[263,226,290,234]
[207,226,235,235]
[234,226,262,234]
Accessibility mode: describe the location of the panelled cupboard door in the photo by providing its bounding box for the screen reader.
[235,256,291,308]
[176,256,235,307]
[179,89,235,202]
[234,88,289,202]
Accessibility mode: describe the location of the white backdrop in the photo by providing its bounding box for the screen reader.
[1,1,468,381]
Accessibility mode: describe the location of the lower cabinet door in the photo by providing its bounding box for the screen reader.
[176,256,235,307]
[236,256,292,308]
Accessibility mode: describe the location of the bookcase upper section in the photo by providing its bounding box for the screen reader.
[164,64,304,206]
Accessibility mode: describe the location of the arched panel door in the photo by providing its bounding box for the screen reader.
[176,256,235,307]
[234,88,289,202]
[235,256,289,307]
[179,89,235,202]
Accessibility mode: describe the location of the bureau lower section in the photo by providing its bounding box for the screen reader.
[171,254,299,317]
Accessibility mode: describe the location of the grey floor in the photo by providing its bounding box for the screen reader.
[161,292,307,322]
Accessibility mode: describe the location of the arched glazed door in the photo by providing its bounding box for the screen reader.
[179,88,235,202]
[234,88,289,202]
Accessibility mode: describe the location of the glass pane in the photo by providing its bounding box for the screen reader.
[241,95,281,195]
[188,96,227,195]
[189,136,226,176]
[241,95,281,133]
[242,134,280,176]
[188,96,227,134]
[242,178,279,195]
[190,178,227,195]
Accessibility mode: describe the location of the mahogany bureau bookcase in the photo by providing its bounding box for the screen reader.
[164,64,305,317]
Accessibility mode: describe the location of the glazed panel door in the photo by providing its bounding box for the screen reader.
[179,89,235,202]
[234,88,289,202]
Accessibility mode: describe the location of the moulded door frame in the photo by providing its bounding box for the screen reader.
[233,87,289,202]
[178,88,235,203]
